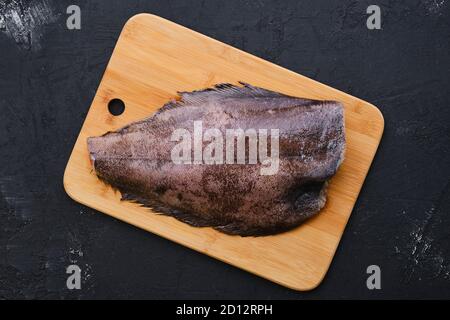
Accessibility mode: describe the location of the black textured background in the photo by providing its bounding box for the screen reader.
[1,0,449,299]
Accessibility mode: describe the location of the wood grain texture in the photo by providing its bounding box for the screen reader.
[63,13,384,291]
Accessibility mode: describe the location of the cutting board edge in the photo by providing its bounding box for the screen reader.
[126,14,387,118]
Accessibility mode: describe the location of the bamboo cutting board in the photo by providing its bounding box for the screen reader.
[64,14,384,291]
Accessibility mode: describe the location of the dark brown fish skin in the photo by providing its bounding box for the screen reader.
[87,83,345,236]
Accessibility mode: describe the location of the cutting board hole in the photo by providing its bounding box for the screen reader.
[108,99,125,116]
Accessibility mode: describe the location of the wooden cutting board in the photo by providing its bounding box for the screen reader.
[64,13,384,291]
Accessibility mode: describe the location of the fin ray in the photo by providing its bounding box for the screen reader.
[120,191,217,228]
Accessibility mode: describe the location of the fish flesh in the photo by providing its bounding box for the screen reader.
[87,83,345,236]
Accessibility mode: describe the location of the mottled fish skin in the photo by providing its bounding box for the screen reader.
[87,83,345,236]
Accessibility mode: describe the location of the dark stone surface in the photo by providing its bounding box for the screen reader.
[0,0,449,299]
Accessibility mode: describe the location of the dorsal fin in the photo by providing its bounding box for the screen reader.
[111,82,323,134]
[179,82,285,103]
[155,82,286,114]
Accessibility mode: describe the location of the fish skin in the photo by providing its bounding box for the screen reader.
[87,83,345,236]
